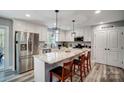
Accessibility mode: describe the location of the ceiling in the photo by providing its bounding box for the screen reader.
[0,10,124,30]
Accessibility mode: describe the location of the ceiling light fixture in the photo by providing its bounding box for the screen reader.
[55,10,59,33]
[100,22,103,24]
[25,14,31,17]
[95,10,101,14]
[71,20,76,37]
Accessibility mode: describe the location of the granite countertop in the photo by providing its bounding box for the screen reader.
[34,48,90,64]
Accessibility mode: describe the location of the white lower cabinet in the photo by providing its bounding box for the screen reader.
[93,27,124,68]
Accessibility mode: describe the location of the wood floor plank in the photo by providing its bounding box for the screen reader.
[4,63,124,82]
[84,63,124,82]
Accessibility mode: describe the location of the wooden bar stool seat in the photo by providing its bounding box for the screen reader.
[73,59,80,72]
[49,61,73,82]
[73,59,80,65]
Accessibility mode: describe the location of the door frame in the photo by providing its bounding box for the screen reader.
[93,27,124,68]
[0,25,9,71]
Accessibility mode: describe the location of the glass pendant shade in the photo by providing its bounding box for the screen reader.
[72,31,76,37]
[55,30,59,34]
[71,20,76,37]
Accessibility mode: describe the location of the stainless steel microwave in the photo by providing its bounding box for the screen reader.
[74,36,84,41]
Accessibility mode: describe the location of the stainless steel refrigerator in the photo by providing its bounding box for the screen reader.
[15,31,39,73]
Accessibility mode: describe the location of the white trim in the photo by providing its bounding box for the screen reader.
[0,25,10,71]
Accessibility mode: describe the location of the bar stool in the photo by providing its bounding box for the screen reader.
[73,57,80,73]
[73,54,86,81]
[49,61,73,82]
[85,51,91,73]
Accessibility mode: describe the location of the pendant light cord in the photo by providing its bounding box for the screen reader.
[56,11,57,30]
[72,20,75,33]
[55,10,59,30]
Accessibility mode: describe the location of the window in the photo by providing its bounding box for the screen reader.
[0,30,4,49]
[48,30,59,48]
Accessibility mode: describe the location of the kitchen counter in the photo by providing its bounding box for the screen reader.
[34,48,89,64]
[33,48,90,82]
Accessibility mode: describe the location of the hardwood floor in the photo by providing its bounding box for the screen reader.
[5,70,34,82]
[84,63,124,82]
[5,63,124,82]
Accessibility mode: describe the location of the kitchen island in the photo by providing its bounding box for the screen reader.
[33,48,89,82]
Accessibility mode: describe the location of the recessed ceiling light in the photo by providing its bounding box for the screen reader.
[25,14,31,17]
[100,22,103,24]
[95,10,101,14]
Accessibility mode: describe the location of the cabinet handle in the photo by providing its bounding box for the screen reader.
[108,48,110,50]
[105,48,107,50]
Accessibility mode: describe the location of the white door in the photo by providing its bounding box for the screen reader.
[107,29,122,67]
[94,30,107,64]
[120,30,124,68]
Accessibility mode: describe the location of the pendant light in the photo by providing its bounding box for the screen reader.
[55,10,59,34]
[71,20,76,37]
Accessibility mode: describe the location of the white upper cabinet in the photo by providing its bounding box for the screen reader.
[64,28,92,42]
[13,20,26,31]
[65,31,74,42]
[14,20,39,33]
[75,30,83,37]
[58,31,66,41]
[25,23,35,32]
[40,27,48,41]
[13,19,48,41]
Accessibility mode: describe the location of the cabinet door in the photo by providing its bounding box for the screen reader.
[65,31,74,41]
[94,31,107,64]
[58,31,65,41]
[41,28,47,41]
[107,29,122,67]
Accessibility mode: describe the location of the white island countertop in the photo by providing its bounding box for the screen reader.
[33,48,90,82]
[34,48,90,64]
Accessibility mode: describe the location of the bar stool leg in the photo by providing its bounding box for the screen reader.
[80,66,83,82]
[78,65,80,71]
[50,72,53,82]
[89,59,91,70]
[70,73,72,82]
[74,64,75,73]
[58,80,61,82]
[83,63,86,77]
[87,60,89,73]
